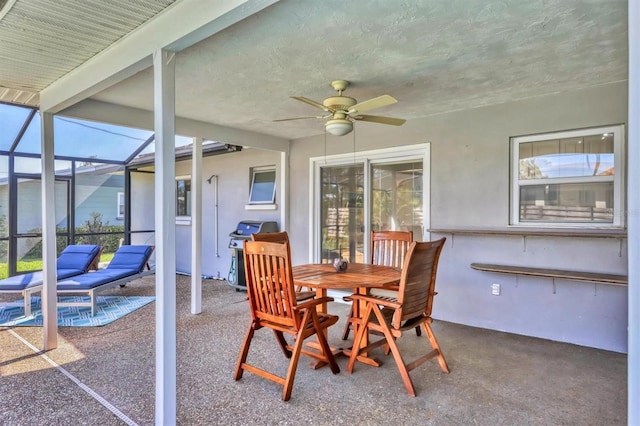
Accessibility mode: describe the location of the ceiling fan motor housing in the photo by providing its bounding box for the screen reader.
[323,96,357,112]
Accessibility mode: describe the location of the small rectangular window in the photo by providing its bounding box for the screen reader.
[117,192,125,219]
[511,125,624,227]
[176,177,191,217]
[249,168,276,204]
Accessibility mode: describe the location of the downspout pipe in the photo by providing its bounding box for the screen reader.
[206,174,220,258]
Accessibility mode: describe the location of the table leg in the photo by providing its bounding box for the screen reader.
[307,286,383,369]
[341,286,383,367]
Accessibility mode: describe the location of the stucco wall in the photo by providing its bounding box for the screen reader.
[138,149,284,278]
[287,81,628,353]
[176,148,282,277]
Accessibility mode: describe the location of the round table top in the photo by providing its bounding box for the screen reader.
[292,262,400,290]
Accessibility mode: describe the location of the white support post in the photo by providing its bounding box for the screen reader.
[279,150,288,231]
[628,0,639,423]
[41,111,58,350]
[191,137,203,314]
[153,48,177,425]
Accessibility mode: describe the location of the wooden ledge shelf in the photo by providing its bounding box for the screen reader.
[429,228,627,239]
[470,263,627,286]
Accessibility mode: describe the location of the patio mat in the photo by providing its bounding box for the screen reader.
[0,296,155,327]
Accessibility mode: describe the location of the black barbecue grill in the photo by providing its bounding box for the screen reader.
[227,220,279,290]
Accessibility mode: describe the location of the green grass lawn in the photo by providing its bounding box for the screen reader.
[0,252,116,280]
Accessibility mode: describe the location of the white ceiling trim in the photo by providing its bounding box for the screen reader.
[62,99,290,152]
[0,0,16,21]
[40,0,280,113]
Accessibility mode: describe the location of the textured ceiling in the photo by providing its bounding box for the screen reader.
[0,0,176,105]
[0,0,629,140]
[91,0,628,140]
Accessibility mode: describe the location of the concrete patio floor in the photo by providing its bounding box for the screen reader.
[0,274,627,425]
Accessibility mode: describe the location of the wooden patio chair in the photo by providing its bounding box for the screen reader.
[346,238,449,397]
[341,230,417,340]
[250,231,315,301]
[234,240,340,401]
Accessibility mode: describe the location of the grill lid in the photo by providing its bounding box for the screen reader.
[229,220,279,239]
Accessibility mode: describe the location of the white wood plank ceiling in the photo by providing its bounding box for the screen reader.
[0,0,175,106]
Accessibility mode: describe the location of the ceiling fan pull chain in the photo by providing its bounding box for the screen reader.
[324,127,327,164]
[353,125,356,163]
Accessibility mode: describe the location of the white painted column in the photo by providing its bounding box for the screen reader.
[628,0,639,423]
[279,150,288,231]
[40,111,58,350]
[153,48,177,425]
[191,137,203,314]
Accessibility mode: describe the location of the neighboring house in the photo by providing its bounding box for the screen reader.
[0,164,124,262]
[74,168,125,227]
[0,165,124,231]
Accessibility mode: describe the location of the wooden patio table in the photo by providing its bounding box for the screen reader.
[292,262,401,368]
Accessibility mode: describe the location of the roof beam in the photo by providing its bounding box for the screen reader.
[39,0,280,113]
[61,99,290,152]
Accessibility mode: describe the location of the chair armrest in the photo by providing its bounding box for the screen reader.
[295,296,334,311]
[349,293,401,309]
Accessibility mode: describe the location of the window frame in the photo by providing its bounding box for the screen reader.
[510,124,625,228]
[248,166,276,205]
[116,191,125,219]
[176,175,191,224]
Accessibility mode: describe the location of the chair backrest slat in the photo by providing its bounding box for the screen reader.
[395,238,446,328]
[371,230,413,268]
[243,240,298,329]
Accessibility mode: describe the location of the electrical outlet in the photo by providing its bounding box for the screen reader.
[491,283,501,296]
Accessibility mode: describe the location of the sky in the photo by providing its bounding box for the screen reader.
[1,102,194,173]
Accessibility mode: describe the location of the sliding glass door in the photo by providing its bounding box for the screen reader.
[320,164,365,264]
[312,144,429,263]
[371,161,424,241]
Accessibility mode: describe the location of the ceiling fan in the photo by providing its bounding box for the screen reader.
[275,80,406,136]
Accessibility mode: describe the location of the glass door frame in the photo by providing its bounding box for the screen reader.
[309,143,430,263]
[9,172,72,275]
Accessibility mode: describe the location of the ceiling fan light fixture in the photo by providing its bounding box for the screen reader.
[325,118,353,136]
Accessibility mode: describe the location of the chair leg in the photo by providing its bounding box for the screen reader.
[311,312,340,374]
[282,313,308,401]
[374,310,416,397]
[234,323,256,380]
[273,330,292,358]
[415,325,422,336]
[341,304,354,340]
[423,322,450,373]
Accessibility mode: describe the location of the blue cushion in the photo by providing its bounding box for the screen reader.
[57,245,101,271]
[106,245,153,272]
[0,268,86,291]
[56,245,153,291]
[0,245,100,292]
[56,268,138,290]
[0,271,45,291]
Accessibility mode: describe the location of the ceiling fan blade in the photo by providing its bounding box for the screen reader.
[354,114,406,126]
[273,116,322,122]
[291,96,334,112]
[349,95,397,114]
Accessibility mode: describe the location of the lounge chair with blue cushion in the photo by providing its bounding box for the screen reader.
[56,245,155,316]
[0,244,102,316]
